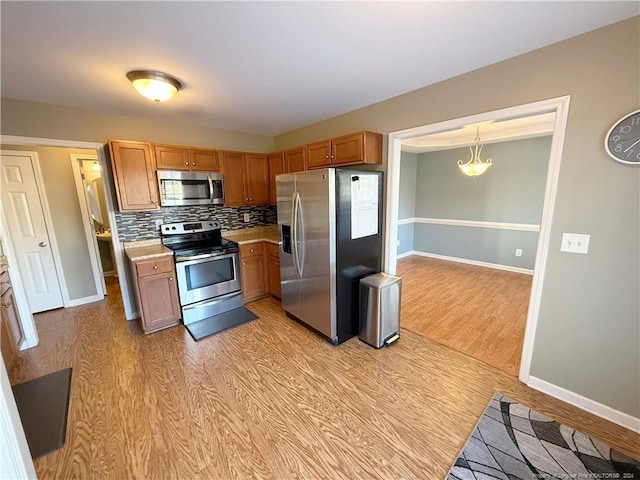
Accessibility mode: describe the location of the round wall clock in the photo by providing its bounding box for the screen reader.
[604,109,640,165]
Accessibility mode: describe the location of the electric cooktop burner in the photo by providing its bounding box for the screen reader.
[160,220,238,259]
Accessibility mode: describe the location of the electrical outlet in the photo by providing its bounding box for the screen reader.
[515,248,522,257]
[155,219,163,230]
[243,213,250,222]
[560,233,590,254]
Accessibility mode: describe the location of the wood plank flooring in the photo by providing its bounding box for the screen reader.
[397,255,531,376]
[7,277,638,479]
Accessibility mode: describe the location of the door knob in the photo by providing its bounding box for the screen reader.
[39,241,48,247]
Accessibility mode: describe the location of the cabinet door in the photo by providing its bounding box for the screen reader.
[267,255,281,299]
[108,141,159,211]
[267,153,284,205]
[245,154,269,205]
[137,272,180,333]
[306,140,332,169]
[191,149,220,172]
[154,145,191,170]
[285,147,306,173]
[241,255,267,302]
[331,133,364,165]
[221,151,248,206]
[1,287,24,353]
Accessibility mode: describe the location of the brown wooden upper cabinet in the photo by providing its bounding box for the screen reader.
[221,151,269,207]
[154,144,220,172]
[306,131,382,169]
[284,147,307,173]
[108,140,159,211]
[267,152,285,205]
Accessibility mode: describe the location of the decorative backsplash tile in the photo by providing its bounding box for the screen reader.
[114,205,277,242]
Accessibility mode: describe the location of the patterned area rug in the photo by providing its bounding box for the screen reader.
[447,392,640,479]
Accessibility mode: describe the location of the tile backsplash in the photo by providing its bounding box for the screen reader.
[115,205,277,242]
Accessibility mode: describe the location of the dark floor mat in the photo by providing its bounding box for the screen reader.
[185,307,258,341]
[12,368,72,458]
[185,307,258,342]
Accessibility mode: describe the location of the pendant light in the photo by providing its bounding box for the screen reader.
[126,70,183,103]
[458,126,493,177]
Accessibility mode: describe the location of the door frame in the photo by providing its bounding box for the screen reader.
[0,150,68,345]
[384,95,571,384]
[0,135,135,320]
[70,153,108,298]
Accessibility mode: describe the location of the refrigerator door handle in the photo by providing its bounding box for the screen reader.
[297,193,305,278]
[291,191,301,278]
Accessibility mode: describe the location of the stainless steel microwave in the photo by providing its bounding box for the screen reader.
[157,171,225,207]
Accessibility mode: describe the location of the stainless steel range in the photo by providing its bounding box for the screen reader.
[161,220,242,325]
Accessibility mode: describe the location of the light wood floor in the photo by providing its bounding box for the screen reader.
[8,277,638,479]
[397,255,531,376]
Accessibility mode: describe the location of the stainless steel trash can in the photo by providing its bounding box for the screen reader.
[359,273,401,348]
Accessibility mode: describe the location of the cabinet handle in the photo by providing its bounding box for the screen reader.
[250,197,253,201]
[169,277,173,281]
[154,265,158,270]
[151,199,156,204]
[325,156,329,159]
[192,162,196,166]
[250,248,254,253]
[2,301,11,308]
[242,262,246,266]
[185,161,189,166]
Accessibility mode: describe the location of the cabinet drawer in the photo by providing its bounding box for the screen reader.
[264,242,279,258]
[135,257,174,278]
[240,242,263,258]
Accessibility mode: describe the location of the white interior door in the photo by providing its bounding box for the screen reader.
[1,153,64,312]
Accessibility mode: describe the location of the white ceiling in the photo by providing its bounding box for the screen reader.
[1,2,637,137]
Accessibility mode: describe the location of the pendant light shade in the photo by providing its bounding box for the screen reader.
[458,126,493,177]
[126,70,183,103]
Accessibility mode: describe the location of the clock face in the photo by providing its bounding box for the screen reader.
[605,109,640,165]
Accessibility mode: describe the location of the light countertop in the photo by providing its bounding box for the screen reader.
[223,225,279,245]
[124,239,173,262]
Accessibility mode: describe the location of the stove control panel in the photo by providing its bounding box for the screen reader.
[161,220,220,235]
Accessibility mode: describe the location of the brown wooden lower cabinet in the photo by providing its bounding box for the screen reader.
[240,242,267,303]
[240,242,282,302]
[130,256,181,334]
[1,270,23,372]
[265,243,281,299]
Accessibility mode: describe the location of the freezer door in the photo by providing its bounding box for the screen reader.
[276,173,299,316]
[295,169,337,341]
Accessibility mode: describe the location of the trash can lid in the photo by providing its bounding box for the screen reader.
[360,272,402,289]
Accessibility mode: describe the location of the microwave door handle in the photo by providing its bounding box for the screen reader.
[207,175,214,203]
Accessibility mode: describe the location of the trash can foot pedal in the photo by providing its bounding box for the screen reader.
[384,334,400,347]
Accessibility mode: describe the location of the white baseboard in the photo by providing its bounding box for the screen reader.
[396,250,414,259]
[528,376,640,434]
[65,293,104,308]
[398,250,534,275]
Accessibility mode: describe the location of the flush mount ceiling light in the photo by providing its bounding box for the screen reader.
[126,70,183,103]
[458,126,493,177]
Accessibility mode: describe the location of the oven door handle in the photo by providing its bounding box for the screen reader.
[176,252,236,263]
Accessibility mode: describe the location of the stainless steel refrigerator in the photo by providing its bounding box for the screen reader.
[276,168,383,345]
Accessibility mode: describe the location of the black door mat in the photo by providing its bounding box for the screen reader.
[12,368,72,458]
[185,307,258,341]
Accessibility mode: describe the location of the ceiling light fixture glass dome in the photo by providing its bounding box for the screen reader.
[126,70,183,103]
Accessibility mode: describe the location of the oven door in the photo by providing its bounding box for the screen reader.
[175,252,241,306]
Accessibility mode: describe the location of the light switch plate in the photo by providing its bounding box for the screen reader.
[155,219,163,230]
[560,233,590,254]
[243,213,250,222]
